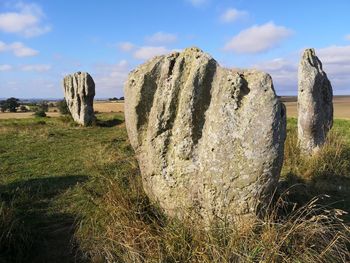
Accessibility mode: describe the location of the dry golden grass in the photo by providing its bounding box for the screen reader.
[0,101,124,119]
[283,126,350,180]
[0,112,60,119]
[94,101,124,113]
[70,126,350,263]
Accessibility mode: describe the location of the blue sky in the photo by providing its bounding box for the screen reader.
[0,0,350,98]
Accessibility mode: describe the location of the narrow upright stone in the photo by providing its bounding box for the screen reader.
[298,48,333,154]
[124,47,286,224]
[63,72,95,126]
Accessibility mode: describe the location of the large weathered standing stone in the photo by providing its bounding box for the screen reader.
[63,72,95,126]
[298,48,333,154]
[125,47,286,223]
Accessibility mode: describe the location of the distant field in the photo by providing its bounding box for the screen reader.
[0,101,124,119]
[283,96,350,119]
[94,101,124,112]
[0,97,347,119]
[0,112,60,119]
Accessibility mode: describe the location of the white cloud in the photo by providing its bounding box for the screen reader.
[146,32,177,44]
[0,41,39,57]
[9,42,39,57]
[317,45,350,65]
[253,58,297,94]
[21,64,51,72]
[118,41,135,52]
[0,64,13,71]
[224,22,293,54]
[0,41,6,52]
[133,46,170,60]
[0,2,51,37]
[252,45,350,95]
[220,8,248,23]
[316,45,350,92]
[186,0,209,7]
[345,35,350,41]
[93,60,131,97]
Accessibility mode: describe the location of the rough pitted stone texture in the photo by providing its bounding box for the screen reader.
[298,48,333,154]
[125,47,286,223]
[63,72,95,126]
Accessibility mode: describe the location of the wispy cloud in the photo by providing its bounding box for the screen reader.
[345,34,350,41]
[220,8,248,23]
[0,41,39,57]
[253,58,297,93]
[224,22,293,54]
[93,60,131,97]
[117,41,135,52]
[21,64,51,72]
[0,2,51,37]
[0,63,52,72]
[145,32,177,44]
[253,45,350,94]
[133,46,171,60]
[186,0,210,8]
[317,45,350,92]
[317,45,350,65]
[0,64,13,71]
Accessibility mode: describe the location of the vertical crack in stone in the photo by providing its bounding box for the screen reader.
[167,56,176,78]
[135,64,161,132]
[191,59,216,145]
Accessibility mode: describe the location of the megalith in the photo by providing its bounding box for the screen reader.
[124,47,286,223]
[298,48,333,154]
[63,72,95,126]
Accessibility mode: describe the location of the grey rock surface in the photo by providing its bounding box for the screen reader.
[63,72,95,126]
[124,47,286,223]
[298,48,333,154]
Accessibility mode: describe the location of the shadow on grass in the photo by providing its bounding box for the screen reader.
[0,175,88,263]
[277,173,350,222]
[276,124,350,222]
[95,118,124,127]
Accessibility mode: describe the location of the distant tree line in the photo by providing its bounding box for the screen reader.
[108,96,124,101]
[0,98,70,117]
[0,97,20,112]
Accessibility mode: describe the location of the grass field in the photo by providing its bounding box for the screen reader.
[0,96,349,120]
[0,113,125,262]
[0,101,124,120]
[283,96,350,119]
[0,114,350,262]
[0,112,61,119]
[94,101,124,113]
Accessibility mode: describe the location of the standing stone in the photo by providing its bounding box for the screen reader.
[124,47,286,224]
[298,49,333,154]
[63,72,95,126]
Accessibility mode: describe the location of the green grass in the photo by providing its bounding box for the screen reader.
[0,113,124,262]
[0,115,350,262]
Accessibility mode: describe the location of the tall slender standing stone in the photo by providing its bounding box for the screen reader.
[63,72,95,126]
[298,48,333,154]
[124,47,286,224]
